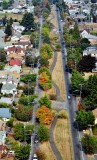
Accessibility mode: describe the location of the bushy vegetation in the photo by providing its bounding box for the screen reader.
[58,110,68,119]
[38,125,50,142]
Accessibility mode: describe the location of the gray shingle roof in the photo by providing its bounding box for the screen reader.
[1,83,16,90]
[0,108,11,119]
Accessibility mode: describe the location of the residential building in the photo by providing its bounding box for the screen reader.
[0,131,6,145]
[1,83,17,95]
[0,97,13,104]
[9,58,22,66]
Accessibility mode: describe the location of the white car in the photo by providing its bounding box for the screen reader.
[33,154,38,160]
[67,95,71,99]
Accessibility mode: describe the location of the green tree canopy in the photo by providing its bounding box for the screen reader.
[84,75,97,109]
[40,43,53,59]
[39,95,51,109]
[21,13,35,31]
[2,0,9,9]
[38,124,50,142]
[5,24,12,36]
[76,110,95,130]
[15,144,30,160]
[20,74,37,83]
[81,134,97,154]
[15,104,33,121]
[18,94,37,106]
[71,70,85,93]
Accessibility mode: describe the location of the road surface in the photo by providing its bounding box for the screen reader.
[56,6,87,160]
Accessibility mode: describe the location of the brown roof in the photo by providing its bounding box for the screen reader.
[8,53,24,60]
[9,58,22,66]
[5,46,25,54]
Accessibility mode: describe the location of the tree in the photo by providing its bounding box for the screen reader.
[84,75,97,109]
[40,43,53,59]
[15,144,30,160]
[71,70,85,93]
[8,17,13,26]
[14,123,24,141]
[72,23,80,40]
[36,106,54,125]
[0,51,6,62]
[21,13,35,31]
[81,134,97,154]
[76,110,95,130]
[2,0,9,9]
[80,38,90,51]
[6,117,14,127]
[38,124,50,142]
[30,31,39,47]
[77,55,95,72]
[39,57,49,67]
[39,95,51,109]
[14,123,34,142]
[25,55,38,67]
[20,74,37,83]
[15,104,33,121]
[2,16,7,26]
[18,94,37,106]
[5,24,12,36]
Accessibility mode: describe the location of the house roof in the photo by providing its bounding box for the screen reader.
[81,30,97,40]
[1,83,16,90]
[0,108,11,119]
[9,58,22,66]
[14,41,31,46]
[0,97,13,104]
[5,46,25,54]
[8,53,24,60]
[4,65,21,73]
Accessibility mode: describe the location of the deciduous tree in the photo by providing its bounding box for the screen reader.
[36,106,54,124]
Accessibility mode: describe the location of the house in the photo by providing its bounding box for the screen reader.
[8,53,24,60]
[0,97,13,104]
[83,46,97,58]
[9,58,22,66]
[0,131,6,145]
[1,83,17,95]
[0,108,11,121]
[81,30,97,42]
[14,41,31,49]
[4,65,22,73]
[4,45,25,56]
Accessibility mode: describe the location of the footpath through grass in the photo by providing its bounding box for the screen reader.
[54,118,73,160]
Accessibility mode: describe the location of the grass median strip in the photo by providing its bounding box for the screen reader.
[54,118,73,160]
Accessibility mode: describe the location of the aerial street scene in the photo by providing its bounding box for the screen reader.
[0,0,97,159]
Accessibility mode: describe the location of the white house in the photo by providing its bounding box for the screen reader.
[0,131,6,145]
[0,97,13,104]
[4,65,21,73]
[1,83,17,95]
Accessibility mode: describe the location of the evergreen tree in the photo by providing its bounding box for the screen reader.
[21,13,35,31]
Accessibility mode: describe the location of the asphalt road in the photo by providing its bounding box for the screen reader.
[56,6,87,160]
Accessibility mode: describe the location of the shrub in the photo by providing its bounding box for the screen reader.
[58,110,68,119]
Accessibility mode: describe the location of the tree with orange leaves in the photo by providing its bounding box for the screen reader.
[36,106,54,125]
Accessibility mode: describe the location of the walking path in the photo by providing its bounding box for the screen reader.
[48,5,65,160]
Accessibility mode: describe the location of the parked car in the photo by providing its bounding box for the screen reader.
[33,154,38,160]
